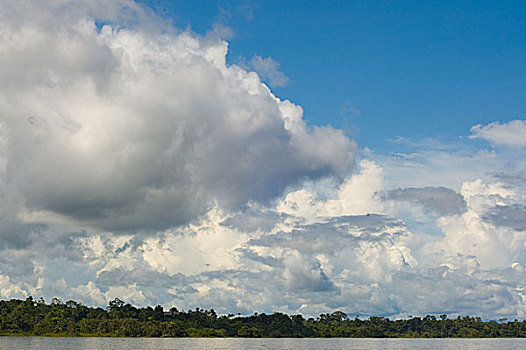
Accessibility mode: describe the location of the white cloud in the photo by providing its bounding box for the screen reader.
[249,55,290,87]
[0,0,354,234]
[276,160,384,223]
[1,0,526,321]
[105,284,146,305]
[1,151,526,318]
[282,252,334,292]
[71,281,106,305]
[470,119,526,146]
[0,274,27,299]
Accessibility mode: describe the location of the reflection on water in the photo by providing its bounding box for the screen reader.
[1,337,525,350]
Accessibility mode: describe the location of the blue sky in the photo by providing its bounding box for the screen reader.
[1,0,526,319]
[140,0,526,149]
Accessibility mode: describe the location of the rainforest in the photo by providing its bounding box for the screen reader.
[1,297,525,338]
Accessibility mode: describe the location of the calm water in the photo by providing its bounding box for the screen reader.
[0,337,525,350]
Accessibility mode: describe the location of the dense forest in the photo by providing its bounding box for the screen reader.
[1,297,525,338]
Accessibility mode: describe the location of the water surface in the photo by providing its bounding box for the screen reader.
[1,337,525,350]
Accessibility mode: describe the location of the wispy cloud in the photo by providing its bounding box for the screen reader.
[249,55,290,87]
[470,120,526,146]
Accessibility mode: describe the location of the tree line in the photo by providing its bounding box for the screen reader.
[0,297,525,337]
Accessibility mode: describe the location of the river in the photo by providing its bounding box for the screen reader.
[1,337,525,350]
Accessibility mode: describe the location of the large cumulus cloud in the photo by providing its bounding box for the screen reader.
[0,0,355,233]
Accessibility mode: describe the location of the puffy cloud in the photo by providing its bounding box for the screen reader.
[0,155,525,318]
[282,252,334,292]
[105,284,146,306]
[0,0,355,234]
[0,274,27,299]
[276,160,385,223]
[470,120,526,146]
[70,281,106,306]
[1,0,526,321]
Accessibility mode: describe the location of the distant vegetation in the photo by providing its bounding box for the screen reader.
[0,297,525,337]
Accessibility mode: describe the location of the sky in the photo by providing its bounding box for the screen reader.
[141,0,526,150]
[0,0,525,319]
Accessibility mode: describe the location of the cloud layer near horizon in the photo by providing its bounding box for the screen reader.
[1,1,526,320]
